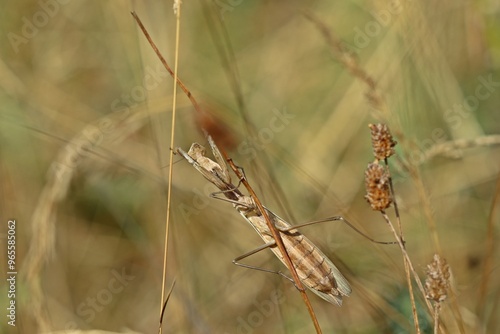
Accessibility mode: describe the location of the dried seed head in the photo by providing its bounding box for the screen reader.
[364,163,392,211]
[173,0,182,14]
[425,254,451,303]
[368,123,397,160]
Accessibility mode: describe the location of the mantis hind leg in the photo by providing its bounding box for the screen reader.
[232,240,296,286]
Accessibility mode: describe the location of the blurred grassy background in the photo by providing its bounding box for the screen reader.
[1,0,499,333]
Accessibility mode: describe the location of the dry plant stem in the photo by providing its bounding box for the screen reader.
[403,247,421,332]
[131,12,202,115]
[382,218,420,334]
[434,303,441,334]
[137,5,296,233]
[158,5,182,334]
[224,156,323,334]
[384,161,421,333]
[385,161,403,234]
[132,10,195,333]
[380,212,437,322]
[403,242,419,333]
[131,11,178,333]
[158,279,176,334]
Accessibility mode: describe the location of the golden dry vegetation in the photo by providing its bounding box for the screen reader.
[1,1,499,333]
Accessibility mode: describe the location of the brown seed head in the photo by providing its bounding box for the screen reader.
[364,162,392,211]
[425,254,451,303]
[368,123,397,160]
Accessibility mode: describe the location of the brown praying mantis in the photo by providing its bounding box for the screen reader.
[177,134,392,306]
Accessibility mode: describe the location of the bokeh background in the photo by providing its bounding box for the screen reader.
[1,0,500,333]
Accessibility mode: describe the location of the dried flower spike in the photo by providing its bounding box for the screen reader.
[425,254,451,303]
[173,0,182,15]
[364,162,392,211]
[368,123,397,160]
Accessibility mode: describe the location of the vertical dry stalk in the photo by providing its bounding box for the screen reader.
[380,211,435,324]
[157,3,182,333]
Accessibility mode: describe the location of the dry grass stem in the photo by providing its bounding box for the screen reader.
[157,3,182,333]
[131,12,202,115]
[380,211,432,329]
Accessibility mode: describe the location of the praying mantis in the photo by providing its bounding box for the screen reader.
[177,134,353,306]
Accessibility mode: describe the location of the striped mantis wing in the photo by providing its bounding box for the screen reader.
[238,207,352,306]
